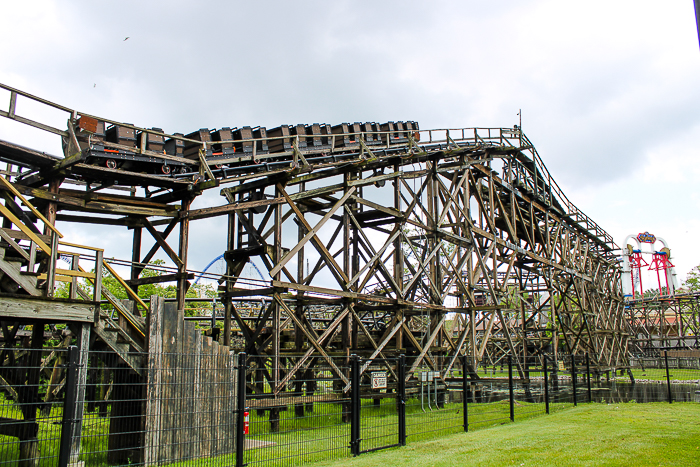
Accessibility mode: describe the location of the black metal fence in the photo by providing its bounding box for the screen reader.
[1,349,698,467]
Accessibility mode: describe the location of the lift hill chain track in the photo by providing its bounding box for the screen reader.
[0,82,626,384]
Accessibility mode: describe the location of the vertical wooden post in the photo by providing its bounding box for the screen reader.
[520,272,528,379]
[67,323,90,466]
[350,355,360,456]
[350,171,360,350]
[59,346,78,467]
[131,224,142,314]
[224,213,235,347]
[543,355,550,414]
[18,323,44,467]
[664,350,673,404]
[177,198,192,319]
[341,170,356,423]
[145,296,164,465]
[295,182,306,352]
[470,306,477,372]
[42,178,61,298]
[94,250,103,322]
[394,162,404,351]
[271,186,282,432]
[462,353,469,432]
[69,253,79,300]
[235,353,247,467]
[342,172,351,354]
[44,178,60,230]
[46,232,58,298]
[398,354,406,444]
[508,354,514,422]
[295,183,306,417]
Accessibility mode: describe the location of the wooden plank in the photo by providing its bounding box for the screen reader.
[0,138,61,169]
[0,203,51,254]
[215,342,226,455]
[126,272,193,287]
[53,268,95,279]
[181,322,196,460]
[58,187,175,210]
[159,301,179,463]
[57,241,103,252]
[0,251,42,296]
[200,336,213,457]
[0,227,50,245]
[272,280,394,304]
[28,182,178,217]
[0,295,93,321]
[0,177,63,238]
[71,163,190,190]
[213,340,223,455]
[182,197,285,221]
[55,214,131,226]
[0,228,31,262]
[145,297,163,465]
[69,323,90,463]
[226,347,238,453]
[192,331,203,459]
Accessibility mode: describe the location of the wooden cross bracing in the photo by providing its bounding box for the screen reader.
[213,142,626,396]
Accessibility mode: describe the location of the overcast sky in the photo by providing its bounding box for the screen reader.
[1,0,699,288]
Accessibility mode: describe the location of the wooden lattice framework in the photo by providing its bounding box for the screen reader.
[626,292,700,355]
[0,83,628,397]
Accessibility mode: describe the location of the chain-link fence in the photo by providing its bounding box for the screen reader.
[1,349,698,467]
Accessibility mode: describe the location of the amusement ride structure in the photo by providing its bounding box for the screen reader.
[0,82,633,442]
[621,232,700,354]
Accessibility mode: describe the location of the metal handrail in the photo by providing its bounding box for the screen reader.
[1,81,618,251]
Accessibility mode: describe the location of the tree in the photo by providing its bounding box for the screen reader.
[682,265,700,293]
[55,259,216,317]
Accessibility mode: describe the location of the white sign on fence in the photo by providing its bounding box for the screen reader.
[371,371,387,389]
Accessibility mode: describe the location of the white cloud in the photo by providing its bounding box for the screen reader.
[1,0,699,279]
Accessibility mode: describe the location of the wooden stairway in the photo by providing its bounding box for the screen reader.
[0,175,146,374]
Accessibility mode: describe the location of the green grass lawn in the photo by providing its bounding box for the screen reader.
[3,393,698,467]
[242,394,572,466]
[313,402,700,467]
[615,368,700,382]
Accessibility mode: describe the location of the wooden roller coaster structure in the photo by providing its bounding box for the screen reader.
[0,82,628,406]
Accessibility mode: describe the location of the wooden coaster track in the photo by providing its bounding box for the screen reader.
[0,81,628,387]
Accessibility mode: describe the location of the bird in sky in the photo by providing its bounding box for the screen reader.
[124,37,129,41]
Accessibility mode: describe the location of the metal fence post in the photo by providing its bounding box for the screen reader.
[664,350,672,404]
[462,354,469,432]
[59,346,79,467]
[508,355,514,422]
[586,352,592,403]
[543,355,550,415]
[350,354,361,456]
[398,355,406,446]
[571,355,577,407]
[235,352,247,467]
